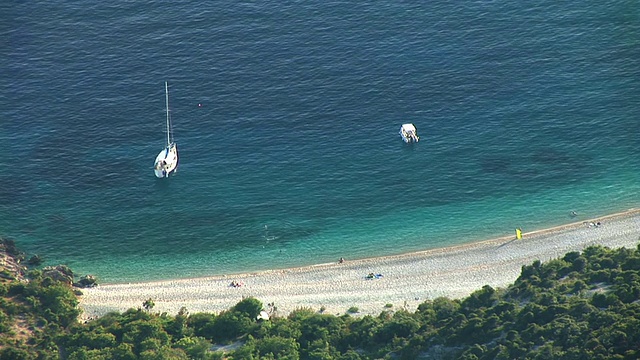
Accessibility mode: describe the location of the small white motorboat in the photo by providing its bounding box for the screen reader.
[399,123,419,143]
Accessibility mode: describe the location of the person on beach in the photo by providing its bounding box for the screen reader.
[339,257,345,264]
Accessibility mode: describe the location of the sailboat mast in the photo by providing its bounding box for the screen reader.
[165,81,171,146]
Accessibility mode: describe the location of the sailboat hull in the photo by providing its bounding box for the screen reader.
[154,143,179,178]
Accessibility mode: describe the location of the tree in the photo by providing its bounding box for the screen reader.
[0,347,32,360]
[122,319,171,356]
[210,311,254,342]
[174,336,214,359]
[187,312,217,339]
[374,311,420,343]
[233,297,263,320]
[253,336,300,359]
[462,285,497,312]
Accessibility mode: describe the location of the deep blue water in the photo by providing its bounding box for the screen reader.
[2,1,639,283]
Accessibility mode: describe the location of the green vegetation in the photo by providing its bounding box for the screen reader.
[1,241,640,359]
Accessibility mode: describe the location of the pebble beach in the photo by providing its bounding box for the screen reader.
[79,209,640,320]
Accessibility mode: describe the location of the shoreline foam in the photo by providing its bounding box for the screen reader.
[79,209,640,319]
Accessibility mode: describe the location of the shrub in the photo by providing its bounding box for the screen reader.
[8,282,26,296]
[143,299,155,311]
[0,269,15,280]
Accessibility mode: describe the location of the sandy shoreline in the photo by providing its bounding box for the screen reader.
[79,209,640,319]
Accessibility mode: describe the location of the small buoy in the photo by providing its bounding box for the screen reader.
[198,103,202,107]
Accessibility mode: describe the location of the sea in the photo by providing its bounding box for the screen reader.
[2,1,639,283]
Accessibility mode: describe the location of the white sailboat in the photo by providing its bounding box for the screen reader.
[154,82,179,178]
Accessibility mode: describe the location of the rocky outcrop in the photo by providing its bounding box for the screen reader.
[0,237,26,280]
[42,265,74,285]
[2,237,98,288]
[74,274,98,288]
[27,255,43,266]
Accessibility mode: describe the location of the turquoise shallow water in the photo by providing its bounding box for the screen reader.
[1,1,639,283]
